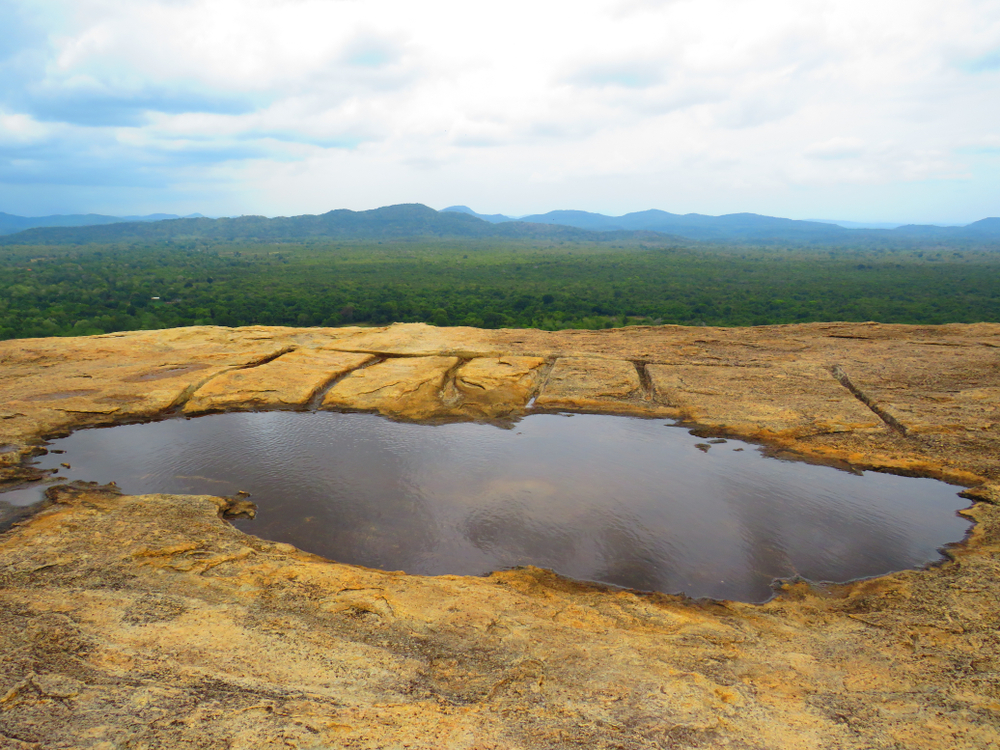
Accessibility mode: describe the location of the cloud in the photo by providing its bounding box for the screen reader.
[341,33,405,68]
[0,4,41,61]
[964,49,1000,73]
[0,109,271,190]
[805,137,867,160]
[611,0,682,17]
[567,61,664,89]
[955,134,1000,155]
[23,85,262,127]
[0,0,997,223]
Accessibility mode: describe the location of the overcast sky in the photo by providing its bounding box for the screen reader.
[1,0,998,223]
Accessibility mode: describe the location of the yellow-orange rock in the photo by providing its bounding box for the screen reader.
[534,356,661,415]
[834,359,1000,435]
[451,355,548,418]
[319,321,499,358]
[1,321,1000,749]
[647,362,882,439]
[321,355,460,419]
[0,326,300,464]
[184,349,376,413]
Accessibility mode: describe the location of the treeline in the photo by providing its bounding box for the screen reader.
[2,239,998,340]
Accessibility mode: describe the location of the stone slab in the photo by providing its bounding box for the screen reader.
[321,355,460,419]
[647,362,882,438]
[833,358,1000,435]
[452,355,548,418]
[534,356,652,413]
[184,349,376,413]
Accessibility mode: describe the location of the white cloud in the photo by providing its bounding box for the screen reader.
[0,111,53,144]
[0,0,998,222]
[805,137,867,160]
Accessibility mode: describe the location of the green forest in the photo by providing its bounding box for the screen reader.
[2,238,999,340]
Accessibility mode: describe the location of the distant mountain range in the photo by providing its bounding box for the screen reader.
[0,204,643,246]
[440,206,1000,244]
[0,203,997,247]
[0,212,205,236]
[807,219,915,230]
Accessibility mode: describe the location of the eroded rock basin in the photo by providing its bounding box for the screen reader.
[8,411,971,602]
[2,322,999,749]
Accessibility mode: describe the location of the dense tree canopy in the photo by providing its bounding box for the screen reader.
[2,238,998,340]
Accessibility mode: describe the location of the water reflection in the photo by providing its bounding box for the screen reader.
[2,412,971,601]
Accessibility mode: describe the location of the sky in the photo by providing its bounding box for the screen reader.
[1,0,998,224]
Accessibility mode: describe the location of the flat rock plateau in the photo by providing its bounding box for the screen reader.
[1,322,999,749]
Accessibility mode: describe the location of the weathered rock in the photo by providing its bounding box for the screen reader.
[833,357,1000,435]
[184,349,376,413]
[0,328,301,472]
[322,355,460,419]
[534,356,663,415]
[647,361,882,439]
[1,321,1000,748]
[319,322,499,358]
[451,355,548,418]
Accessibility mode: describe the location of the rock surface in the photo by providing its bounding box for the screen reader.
[533,356,656,415]
[452,356,548,419]
[1,322,999,749]
[184,348,376,414]
[321,354,461,420]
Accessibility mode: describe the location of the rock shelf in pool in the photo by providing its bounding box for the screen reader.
[8,411,972,602]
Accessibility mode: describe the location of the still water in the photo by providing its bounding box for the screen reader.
[2,412,971,601]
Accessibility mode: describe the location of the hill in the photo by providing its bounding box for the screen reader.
[0,211,205,236]
[3,203,997,248]
[0,204,680,246]
[502,209,1000,245]
[439,206,515,224]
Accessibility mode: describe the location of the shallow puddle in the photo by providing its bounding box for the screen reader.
[2,412,971,601]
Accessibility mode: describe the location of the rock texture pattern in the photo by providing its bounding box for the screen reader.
[1,322,999,749]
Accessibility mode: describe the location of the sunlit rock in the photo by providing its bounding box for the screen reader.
[0,321,999,748]
[322,354,461,419]
[184,349,376,413]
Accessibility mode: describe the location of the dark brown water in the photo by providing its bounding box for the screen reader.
[2,412,971,601]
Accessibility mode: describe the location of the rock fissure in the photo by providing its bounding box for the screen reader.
[633,360,654,401]
[306,355,386,411]
[165,345,298,412]
[524,357,558,409]
[439,356,474,409]
[233,345,299,370]
[830,364,909,435]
